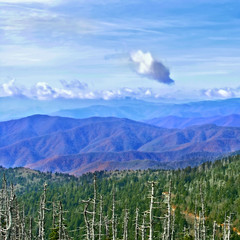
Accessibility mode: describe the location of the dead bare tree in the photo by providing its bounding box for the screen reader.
[104,216,110,239]
[58,201,71,240]
[111,188,116,240]
[38,183,47,240]
[83,199,91,240]
[226,215,232,240]
[166,181,172,240]
[149,181,155,240]
[198,211,202,240]
[0,174,17,240]
[223,214,227,240]
[98,195,103,240]
[141,212,147,240]
[212,221,216,240]
[59,201,64,240]
[171,208,175,240]
[91,175,97,240]
[200,185,206,240]
[162,218,167,240]
[123,209,129,240]
[194,202,198,240]
[135,207,139,240]
[29,217,33,240]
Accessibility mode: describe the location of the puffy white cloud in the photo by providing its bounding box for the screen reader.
[0,80,156,100]
[130,50,174,85]
[1,79,23,96]
[203,87,236,98]
[2,79,238,101]
[33,82,57,100]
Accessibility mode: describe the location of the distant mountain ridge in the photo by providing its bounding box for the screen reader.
[1,115,240,175]
[2,97,240,121]
[52,98,240,120]
[146,114,240,129]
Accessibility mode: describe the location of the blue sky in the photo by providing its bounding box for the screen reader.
[0,0,240,100]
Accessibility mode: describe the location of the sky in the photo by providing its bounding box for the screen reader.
[0,0,240,101]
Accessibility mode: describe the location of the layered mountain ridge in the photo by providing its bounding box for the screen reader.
[146,114,240,129]
[1,114,240,175]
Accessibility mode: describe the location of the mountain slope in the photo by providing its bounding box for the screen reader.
[26,151,220,175]
[0,115,171,167]
[1,115,240,174]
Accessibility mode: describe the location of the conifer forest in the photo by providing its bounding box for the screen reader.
[0,155,240,239]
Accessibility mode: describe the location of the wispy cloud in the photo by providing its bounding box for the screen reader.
[130,50,174,85]
[0,0,62,5]
[1,0,240,97]
[60,80,88,90]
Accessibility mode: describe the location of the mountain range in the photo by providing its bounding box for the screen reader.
[2,97,240,121]
[1,114,240,175]
[146,114,240,129]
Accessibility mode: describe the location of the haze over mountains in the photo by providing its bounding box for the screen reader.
[146,114,240,129]
[2,97,240,121]
[1,114,240,175]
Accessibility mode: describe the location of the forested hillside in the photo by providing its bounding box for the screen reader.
[0,155,240,239]
[3,115,240,175]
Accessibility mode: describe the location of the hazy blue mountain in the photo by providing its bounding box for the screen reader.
[146,114,240,129]
[1,115,240,174]
[2,97,240,121]
[53,98,240,120]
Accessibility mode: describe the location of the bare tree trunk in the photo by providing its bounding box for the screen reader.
[83,200,91,240]
[166,181,172,240]
[141,212,147,240]
[123,209,129,240]
[135,208,139,240]
[21,206,26,240]
[171,209,175,240]
[104,216,109,239]
[200,186,206,240]
[59,201,63,240]
[227,215,231,240]
[38,183,47,240]
[92,175,97,240]
[194,203,198,240]
[52,202,57,229]
[98,195,103,240]
[112,188,116,240]
[198,211,201,240]
[29,217,32,240]
[0,175,15,240]
[212,221,216,240]
[149,182,155,240]
[223,214,227,240]
[162,218,167,240]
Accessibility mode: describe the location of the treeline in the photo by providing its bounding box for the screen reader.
[0,155,240,239]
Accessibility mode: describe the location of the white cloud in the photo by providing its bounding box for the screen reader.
[1,79,23,96]
[0,80,157,100]
[131,51,153,75]
[203,87,236,99]
[33,82,57,100]
[1,79,240,101]
[60,79,88,90]
[130,50,174,85]
[0,0,61,5]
